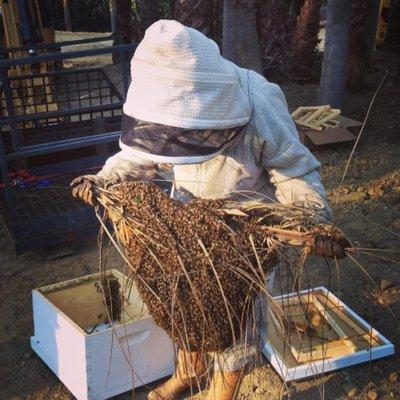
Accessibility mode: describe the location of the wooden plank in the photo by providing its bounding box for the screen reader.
[275,294,356,363]
[304,127,356,148]
[315,109,341,124]
[291,105,331,117]
[333,115,362,128]
[303,106,331,123]
[296,120,324,131]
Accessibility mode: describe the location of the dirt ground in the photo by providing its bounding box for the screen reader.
[0,33,399,400]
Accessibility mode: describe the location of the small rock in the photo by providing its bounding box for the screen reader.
[372,364,383,375]
[380,279,393,291]
[391,219,400,231]
[342,382,358,398]
[342,188,350,195]
[22,352,32,361]
[368,188,384,198]
[383,192,400,205]
[41,371,51,379]
[344,374,352,383]
[389,372,398,383]
[367,388,378,400]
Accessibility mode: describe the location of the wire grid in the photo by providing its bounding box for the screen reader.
[0,173,90,222]
[0,68,124,130]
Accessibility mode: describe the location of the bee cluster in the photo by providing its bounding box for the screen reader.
[104,181,279,352]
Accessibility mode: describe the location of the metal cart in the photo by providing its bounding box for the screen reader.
[0,37,136,253]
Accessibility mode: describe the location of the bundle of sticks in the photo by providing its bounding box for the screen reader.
[94,181,347,353]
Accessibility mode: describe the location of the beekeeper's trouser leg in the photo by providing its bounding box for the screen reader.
[147,350,206,400]
[205,269,276,399]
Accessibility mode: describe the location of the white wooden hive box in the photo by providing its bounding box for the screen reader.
[31,269,175,400]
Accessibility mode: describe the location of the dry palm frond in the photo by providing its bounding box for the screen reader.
[93,180,344,354]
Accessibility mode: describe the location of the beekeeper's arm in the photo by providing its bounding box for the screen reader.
[250,71,332,222]
[70,151,159,206]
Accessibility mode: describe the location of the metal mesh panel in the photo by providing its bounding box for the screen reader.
[0,68,123,130]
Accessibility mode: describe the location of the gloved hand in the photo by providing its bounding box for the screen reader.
[70,175,103,207]
[313,224,350,259]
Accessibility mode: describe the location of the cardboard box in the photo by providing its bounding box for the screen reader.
[298,115,361,150]
[31,270,175,400]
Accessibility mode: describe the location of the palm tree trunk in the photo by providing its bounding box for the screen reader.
[137,0,159,32]
[113,0,134,64]
[63,0,72,31]
[173,0,213,36]
[115,0,133,44]
[364,0,380,66]
[287,0,321,81]
[257,0,294,75]
[222,0,262,73]
[319,0,353,108]
[109,0,117,33]
[347,0,367,91]
[386,0,400,46]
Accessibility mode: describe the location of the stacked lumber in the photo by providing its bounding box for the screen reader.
[291,105,342,131]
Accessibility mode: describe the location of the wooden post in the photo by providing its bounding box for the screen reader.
[63,0,72,31]
[319,0,352,108]
[222,0,262,74]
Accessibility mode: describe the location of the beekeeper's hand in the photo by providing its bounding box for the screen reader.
[313,225,350,259]
[70,175,103,207]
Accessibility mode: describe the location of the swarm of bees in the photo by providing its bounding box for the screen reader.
[95,181,340,352]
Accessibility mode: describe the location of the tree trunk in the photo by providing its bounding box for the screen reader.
[137,0,159,32]
[319,0,352,108]
[115,0,133,44]
[63,0,72,31]
[385,0,400,47]
[347,0,380,91]
[173,0,212,35]
[286,0,321,81]
[364,0,380,66]
[347,0,368,91]
[113,0,133,64]
[109,0,117,33]
[222,0,262,73]
[257,0,294,75]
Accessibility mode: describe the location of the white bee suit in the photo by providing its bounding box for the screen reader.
[95,20,332,371]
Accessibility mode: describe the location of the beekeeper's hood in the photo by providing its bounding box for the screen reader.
[121,20,252,165]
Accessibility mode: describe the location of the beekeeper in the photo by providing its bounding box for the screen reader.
[71,20,343,400]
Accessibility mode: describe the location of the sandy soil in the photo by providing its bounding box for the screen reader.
[0,34,399,400]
